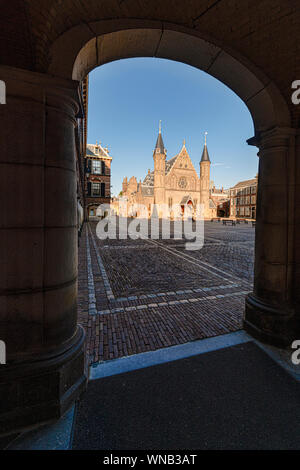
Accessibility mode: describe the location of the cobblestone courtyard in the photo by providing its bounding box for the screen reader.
[78,220,254,364]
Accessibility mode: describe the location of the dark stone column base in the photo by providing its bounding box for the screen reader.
[0,326,87,437]
[244,293,297,348]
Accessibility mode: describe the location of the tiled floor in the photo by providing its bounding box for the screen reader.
[78,220,254,364]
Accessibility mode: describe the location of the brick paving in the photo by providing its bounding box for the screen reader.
[78,220,254,365]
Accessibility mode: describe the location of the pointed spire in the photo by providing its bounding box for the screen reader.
[154,120,166,154]
[201,132,210,162]
[179,139,187,154]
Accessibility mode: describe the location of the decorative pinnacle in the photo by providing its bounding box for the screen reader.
[183,138,186,146]
[204,132,208,146]
[159,120,162,134]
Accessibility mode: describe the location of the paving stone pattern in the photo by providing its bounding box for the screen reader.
[78,221,254,364]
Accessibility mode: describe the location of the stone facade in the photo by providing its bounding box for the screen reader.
[122,128,217,219]
[85,142,112,218]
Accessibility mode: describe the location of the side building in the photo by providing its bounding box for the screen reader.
[85,141,112,218]
[229,176,258,219]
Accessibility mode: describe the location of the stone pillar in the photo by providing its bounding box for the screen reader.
[0,66,86,435]
[244,127,300,347]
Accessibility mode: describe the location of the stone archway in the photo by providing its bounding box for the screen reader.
[1,17,298,435]
[48,22,295,348]
[48,22,290,134]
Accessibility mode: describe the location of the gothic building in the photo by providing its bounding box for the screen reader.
[122,126,217,219]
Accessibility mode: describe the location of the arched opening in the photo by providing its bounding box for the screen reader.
[49,24,293,350]
[55,25,293,346]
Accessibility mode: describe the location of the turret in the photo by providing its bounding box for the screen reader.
[153,121,166,206]
[122,177,128,195]
[200,132,211,218]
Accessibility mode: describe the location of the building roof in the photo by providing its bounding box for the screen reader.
[211,188,230,196]
[232,178,257,189]
[141,185,154,197]
[180,195,194,205]
[86,143,111,159]
[143,154,180,186]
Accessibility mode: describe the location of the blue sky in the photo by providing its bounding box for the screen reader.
[88,58,258,196]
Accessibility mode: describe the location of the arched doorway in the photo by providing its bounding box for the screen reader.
[180,196,194,219]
